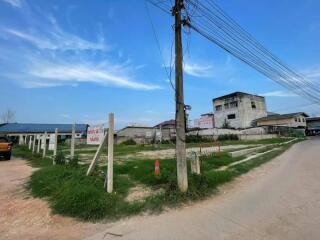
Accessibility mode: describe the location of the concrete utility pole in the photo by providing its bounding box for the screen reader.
[71,123,75,159]
[53,128,58,164]
[106,113,114,193]
[42,132,47,158]
[174,0,188,192]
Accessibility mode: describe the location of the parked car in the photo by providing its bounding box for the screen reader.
[0,136,12,160]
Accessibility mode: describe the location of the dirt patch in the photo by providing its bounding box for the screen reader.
[125,185,164,203]
[0,158,106,240]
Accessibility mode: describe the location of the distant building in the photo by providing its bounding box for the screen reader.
[194,112,214,129]
[306,117,320,135]
[213,92,267,129]
[116,126,156,144]
[255,112,309,128]
[154,119,176,129]
[0,123,87,136]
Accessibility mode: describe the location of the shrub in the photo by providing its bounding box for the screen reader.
[55,150,66,165]
[217,134,239,141]
[186,135,213,143]
[69,155,79,167]
[121,139,137,145]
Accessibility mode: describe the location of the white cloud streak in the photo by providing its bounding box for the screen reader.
[184,62,214,78]
[28,63,160,90]
[0,10,160,90]
[4,28,108,51]
[2,0,21,8]
[260,91,297,97]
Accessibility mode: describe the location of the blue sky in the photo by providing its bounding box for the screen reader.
[0,0,319,128]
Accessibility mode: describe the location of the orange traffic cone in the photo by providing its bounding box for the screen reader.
[154,160,160,176]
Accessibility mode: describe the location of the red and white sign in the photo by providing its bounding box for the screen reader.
[87,124,105,145]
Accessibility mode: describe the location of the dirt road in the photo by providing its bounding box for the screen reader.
[87,137,320,240]
[1,137,319,240]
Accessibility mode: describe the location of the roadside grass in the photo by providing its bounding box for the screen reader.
[56,137,291,157]
[13,137,300,222]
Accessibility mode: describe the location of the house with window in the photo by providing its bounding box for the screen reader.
[213,92,267,129]
[255,112,309,128]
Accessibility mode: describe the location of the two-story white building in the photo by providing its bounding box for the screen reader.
[213,92,267,129]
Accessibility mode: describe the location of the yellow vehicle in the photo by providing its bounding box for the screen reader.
[0,136,12,160]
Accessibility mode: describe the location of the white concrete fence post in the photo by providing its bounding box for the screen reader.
[190,151,200,175]
[37,135,41,154]
[105,113,114,193]
[28,135,32,150]
[32,134,36,153]
[42,132,47,158]
[71,123,75,159]
[53,128,58,165]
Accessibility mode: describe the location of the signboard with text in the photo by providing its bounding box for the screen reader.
[87,124,105,145]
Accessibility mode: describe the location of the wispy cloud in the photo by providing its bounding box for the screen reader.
[3,27,108,51]
[2,0,22,8]
[60,113,71,119]
[260,91,297,97]
[27,61,160,90]
[0,8,160,90]
[184,62,214,78]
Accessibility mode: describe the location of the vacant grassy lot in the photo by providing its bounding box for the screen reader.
[13,137,300,222]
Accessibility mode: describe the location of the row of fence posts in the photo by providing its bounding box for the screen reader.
[22,124,76,164]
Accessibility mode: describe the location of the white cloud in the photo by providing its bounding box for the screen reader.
[60,113,71,119]
[27,61,160,90]
[3,27,108,51]
[184,62,214,78]
[260,91,297,97]
[2,0,22,8]
[0,10,161,91]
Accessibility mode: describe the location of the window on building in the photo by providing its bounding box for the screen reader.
[251,101,256,109]
[295,118,298,122]
[215,105,222,111]
[224,103,229,109]
[302,118,305,122]
[227,114,236,119]
[298,118,301,122]
[230,101,238,108]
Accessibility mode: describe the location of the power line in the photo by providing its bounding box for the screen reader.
[144,0,176,91]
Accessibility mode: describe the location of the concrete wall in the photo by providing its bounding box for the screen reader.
[116,127,174,144]
[213,94,267,129]
[188,127,276,140]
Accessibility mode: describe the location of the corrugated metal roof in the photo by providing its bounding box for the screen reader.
[0,123,88,134]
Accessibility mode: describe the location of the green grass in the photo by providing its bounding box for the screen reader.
[13,138,300,221]
[57,138,291,157]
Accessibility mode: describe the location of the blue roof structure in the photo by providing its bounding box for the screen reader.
[0,123,88,134]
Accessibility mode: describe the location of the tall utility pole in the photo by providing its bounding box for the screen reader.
[174,0,188,192]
